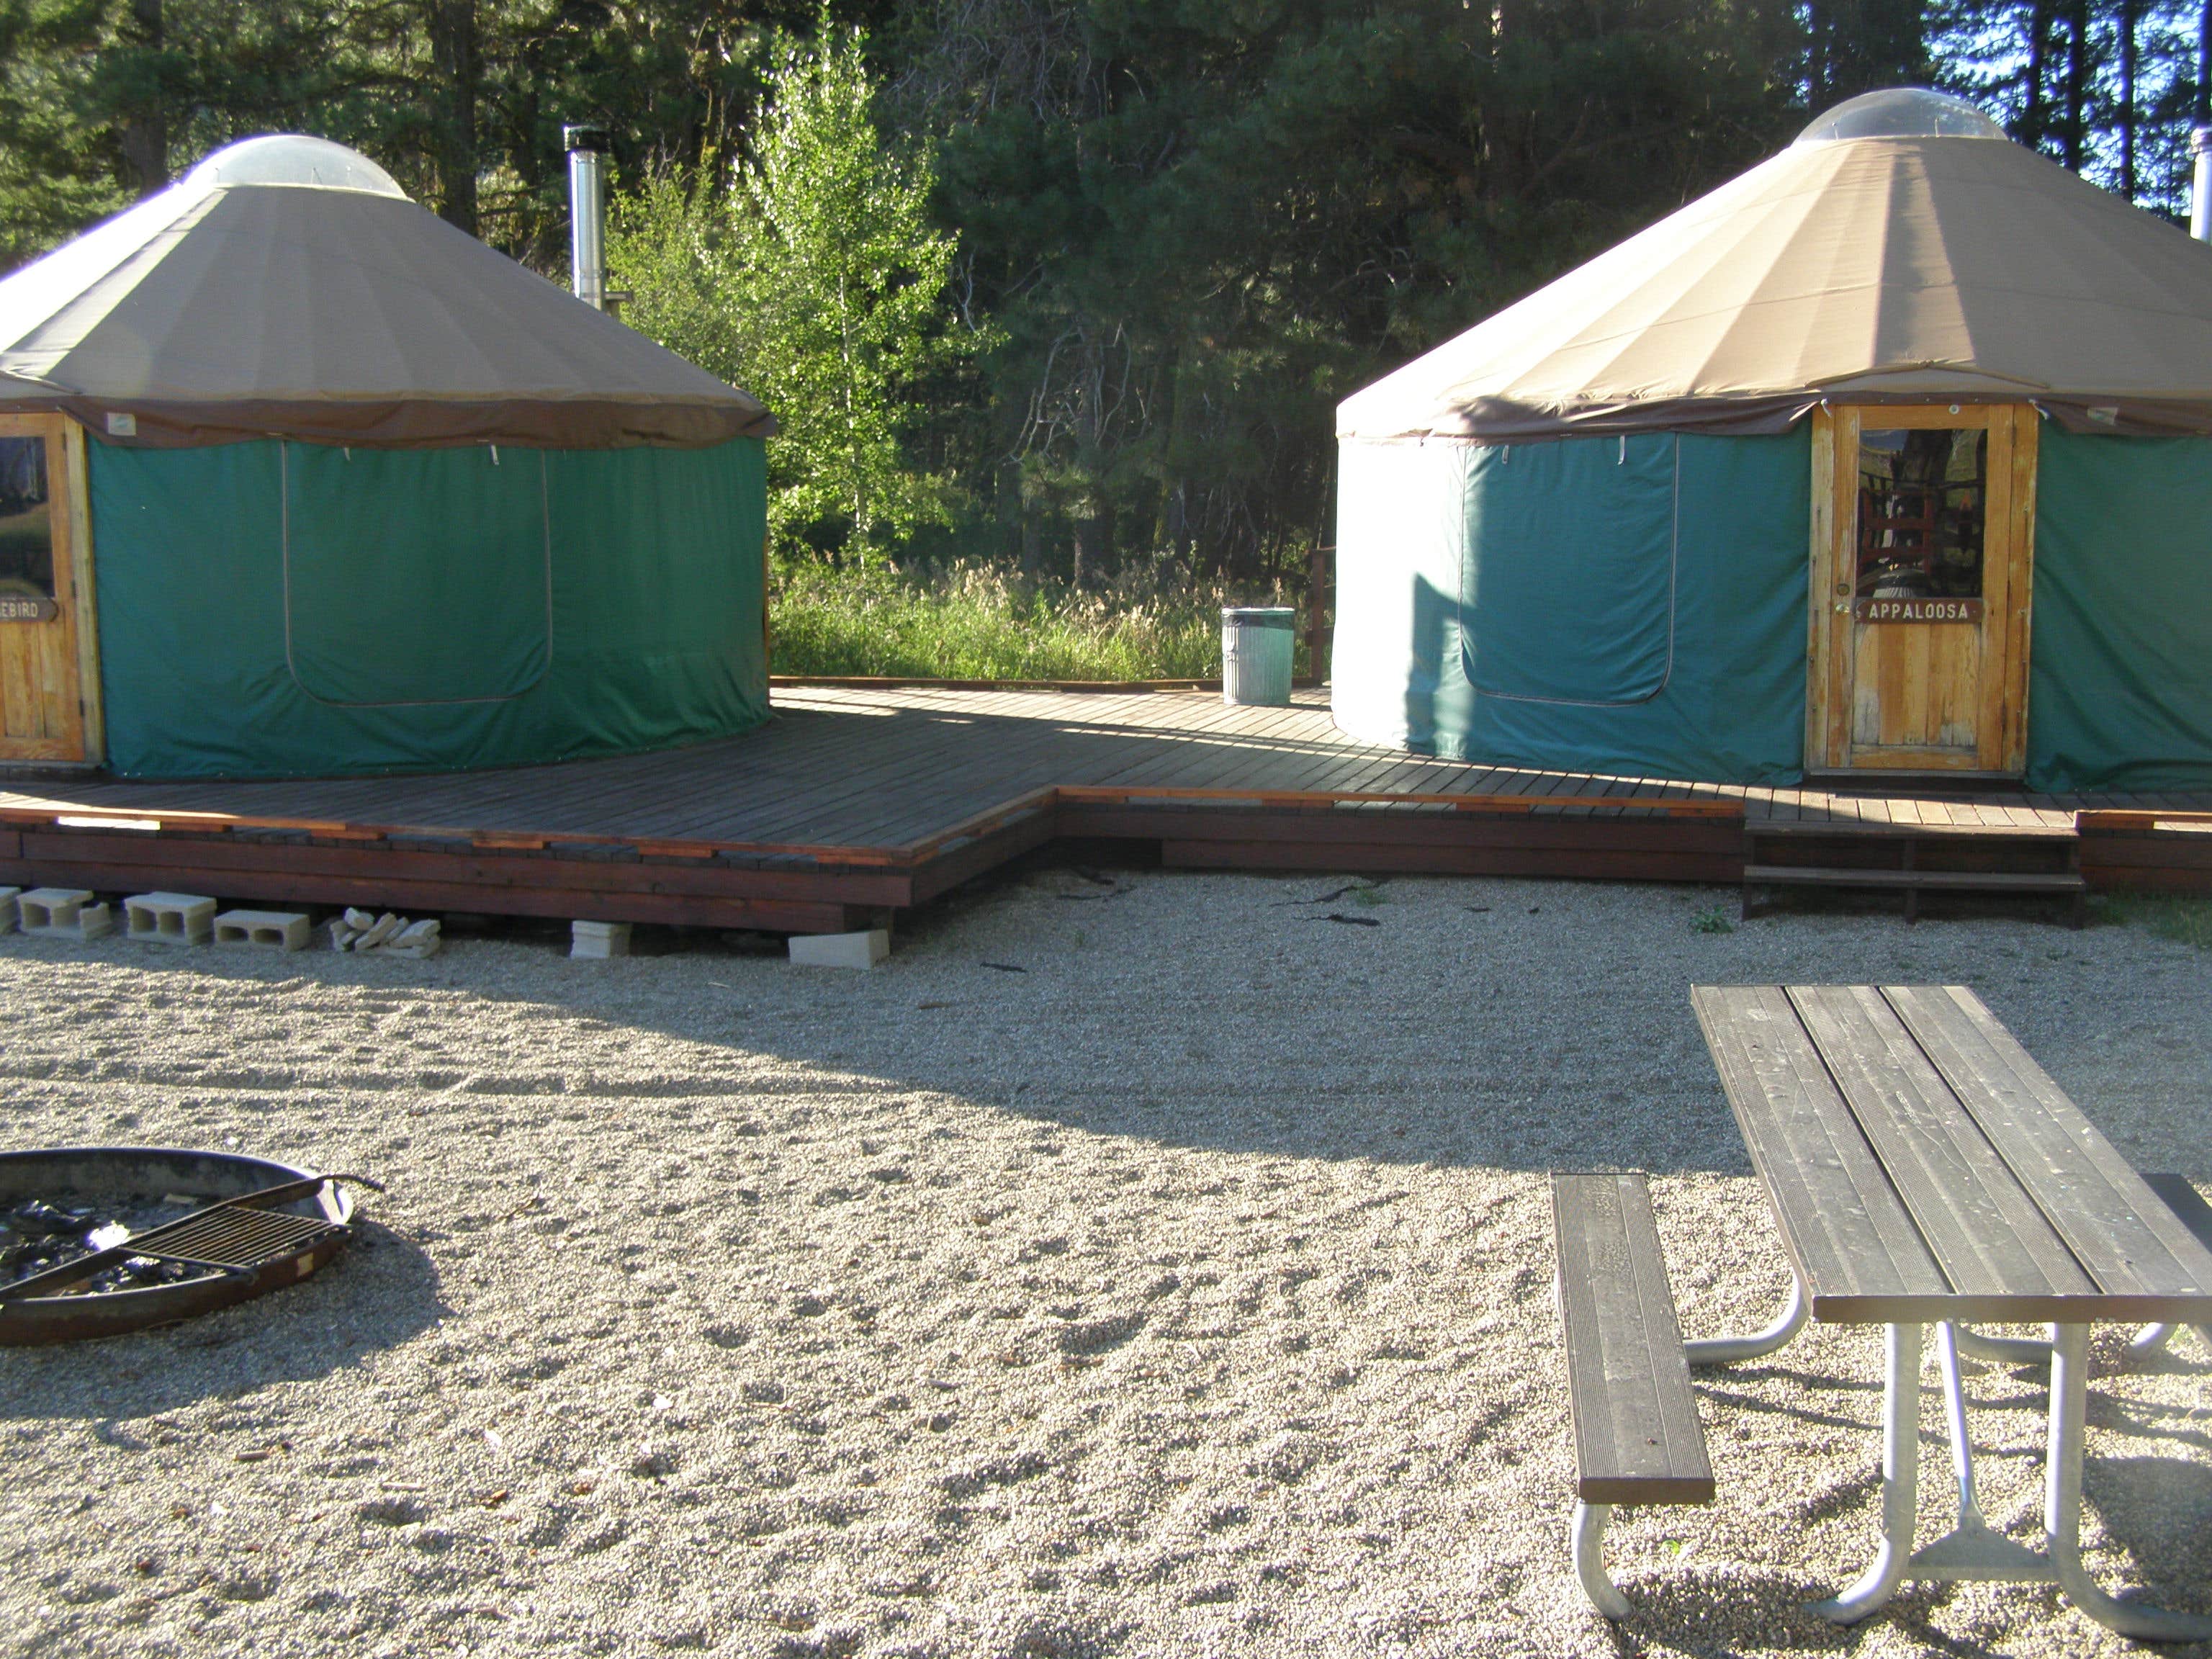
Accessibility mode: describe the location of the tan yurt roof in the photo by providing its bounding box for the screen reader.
[0,134,773,448]
[1339,89,2212,441]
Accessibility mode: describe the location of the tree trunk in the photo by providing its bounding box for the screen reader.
[1860,0,1925,94]
[2199,0,2211,125]
[1093,490,1115,583]
[2062,0,2089,171]
[2119,0,2139,198]
[2023,0,2051,148]
[118,0,166,197]
[428,0,480,236]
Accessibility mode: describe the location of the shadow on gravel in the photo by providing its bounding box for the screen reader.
[0,1219,446,1419]
[2090,1453,2212,1597]
[1618,1571,2043,1658]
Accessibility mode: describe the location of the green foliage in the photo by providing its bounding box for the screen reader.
[9,0,2207,607]
[1691,904,1735,934]
[768,559,1252,679]
[0,0,117,267]
[2091,891,2212,948]
[907,0,1803,587]
[1930,0,2208,215]
[613,22,984,565]
[0,0,809,272]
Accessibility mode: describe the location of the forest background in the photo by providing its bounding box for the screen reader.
[4,0,2208,675]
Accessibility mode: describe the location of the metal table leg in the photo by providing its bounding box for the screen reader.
[1905,1323,2049,1580]
[2045,1321,2212,1642]
[1685,1272,1807,1366]
[1570,1501,1633,1619]
[2126,1321,2212,1361]
[2128,1322,2179,1361]
[1954,1324,2052,1367]
[1812,1321,1922,1624]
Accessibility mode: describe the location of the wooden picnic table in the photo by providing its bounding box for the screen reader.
[1689,984,2212,1640]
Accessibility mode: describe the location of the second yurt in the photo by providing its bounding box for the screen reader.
[1332,89,2212,791]
[0,135,774,779]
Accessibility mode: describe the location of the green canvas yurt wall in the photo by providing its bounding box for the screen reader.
[1331,431,1812,784]
[2026,427,2212,792]
[1331,422,2212,792]
[90,436,768,779]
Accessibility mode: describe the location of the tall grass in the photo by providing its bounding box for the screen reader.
[770,559,1305,680]
[2092,891,2212,948]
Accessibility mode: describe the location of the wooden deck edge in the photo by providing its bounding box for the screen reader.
[2077,809,2212,832]
[9,778,2212,932]
[1050,785,1745,819]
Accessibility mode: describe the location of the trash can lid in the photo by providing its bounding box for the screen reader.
[1221,606,1297,626]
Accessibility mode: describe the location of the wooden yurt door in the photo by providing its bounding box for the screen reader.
[0,414,98,763]
[1808,403,2035,775]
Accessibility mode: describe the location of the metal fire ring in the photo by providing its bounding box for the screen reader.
[0,1146,366,1345]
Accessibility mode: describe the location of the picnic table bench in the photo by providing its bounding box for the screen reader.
[1550,1172,1714,1617]
[1552,984,2212,1637]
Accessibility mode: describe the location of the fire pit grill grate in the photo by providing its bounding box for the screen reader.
[111,1205,342,1272]
[0,1148,379,1344]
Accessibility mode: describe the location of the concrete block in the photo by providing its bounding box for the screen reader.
[788,929,890,970]
[0,886,19,934]
[379,919,442,959]
[124,892,217,946]
[20,888,111,940]
[571,920,631,960]
[353,912,403,950]
[213,909,312,951]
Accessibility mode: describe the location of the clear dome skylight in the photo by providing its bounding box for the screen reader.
[184,135,408,197]
[1796,88,2010,143]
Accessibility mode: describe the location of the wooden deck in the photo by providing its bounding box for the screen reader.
[0,685,2205,932]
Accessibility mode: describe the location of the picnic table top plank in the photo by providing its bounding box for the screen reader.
[1882,986,2212,1306]
[1690,986,1949,1319]
[1693,984,2212,1323]
[1784,986,2095,1301]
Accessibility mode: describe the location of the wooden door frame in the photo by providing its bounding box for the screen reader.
[0,411,101,765]
[1805,403,2036,775]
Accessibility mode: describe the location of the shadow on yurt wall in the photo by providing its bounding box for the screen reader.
[1334,88,2212,793]
[1334,429,1809,783]
[0,134,775,781]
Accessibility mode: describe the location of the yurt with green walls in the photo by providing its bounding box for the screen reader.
[1332,88,2212,793]
[0,135,773,780]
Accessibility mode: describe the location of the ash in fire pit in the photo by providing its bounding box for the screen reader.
[0,1148,381,1344]
[2,1196,212,1291]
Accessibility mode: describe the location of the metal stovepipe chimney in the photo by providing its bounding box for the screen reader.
[565,125,609,308]
[2193,127,2212,241]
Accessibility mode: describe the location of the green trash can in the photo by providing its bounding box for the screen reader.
[1221,606,1295,706]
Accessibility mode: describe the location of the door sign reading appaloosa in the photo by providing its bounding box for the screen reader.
[1853,597,1984,624]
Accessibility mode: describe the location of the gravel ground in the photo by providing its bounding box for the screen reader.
[0,867,2206,1659]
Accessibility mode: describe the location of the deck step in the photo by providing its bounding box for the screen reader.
[1750,818,2077,842]
[1743,865,2087,893]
